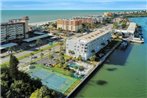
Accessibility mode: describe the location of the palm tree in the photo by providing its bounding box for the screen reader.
[40,53,44,58]
[48,48,52,52]
[78,55,82,61]
[36,39,43,50]
[40,49,44,58]
[48,54,54,59]
[30,53,34,64]
[8,47,13,54]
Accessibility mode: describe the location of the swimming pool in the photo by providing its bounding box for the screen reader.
[68,62,80,68]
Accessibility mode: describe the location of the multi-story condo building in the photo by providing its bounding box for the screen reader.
[66,27,112,60]
[57,19,82,32]
[1,16,29,43]
[57,16,108,32]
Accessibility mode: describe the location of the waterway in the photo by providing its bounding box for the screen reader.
[75,17,147,98]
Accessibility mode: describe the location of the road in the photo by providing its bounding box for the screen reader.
[0,43,58,64]
[18,45,60,71]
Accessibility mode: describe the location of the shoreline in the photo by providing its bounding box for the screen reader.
[29,20,56,26]
[28,15,147,26]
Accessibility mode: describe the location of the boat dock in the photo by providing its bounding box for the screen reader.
[130,38,144,44]
[123,37,144,44]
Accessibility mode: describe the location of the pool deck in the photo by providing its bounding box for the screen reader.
[66,41,122,98]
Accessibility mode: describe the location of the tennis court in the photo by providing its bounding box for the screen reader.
[28,66,77,93]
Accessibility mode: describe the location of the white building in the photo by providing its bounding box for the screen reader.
[66,26,112,60]
[114,22,136,37]
[1,16,29,43]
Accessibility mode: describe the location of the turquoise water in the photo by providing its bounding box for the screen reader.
[68,63,79,67]
[75,17,147,98]
[1,10,135,23]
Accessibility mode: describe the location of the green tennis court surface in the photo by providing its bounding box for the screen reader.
[28,66,77,93]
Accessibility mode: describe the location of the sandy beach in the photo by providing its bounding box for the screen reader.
[29,20,56,26]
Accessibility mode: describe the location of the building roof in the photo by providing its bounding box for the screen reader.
[23,34,51,42]
[1,22,25,26]
[69,25,112,44]
[127,22,136,34]
[79,29,111,44]
[0,43,17,50]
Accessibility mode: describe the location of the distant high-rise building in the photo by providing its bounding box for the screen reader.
[1,16,29,43]
[57,19,82,32]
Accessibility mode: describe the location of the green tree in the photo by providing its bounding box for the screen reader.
[79,66,85,71]
[55,59,60,64]
[40,49,44,58]
[113,22,118,29]
[36,39,43,49]
[121,21,127,29]
[9,54,19,79]
[63,63,68,68]
[78,55,82,61]
[90,55,96,61]
[58,28,63,32]
[60,56,65,66]
[30,53,34,64]
[48,48,52,52]
[51,22,57,28]
[30,86,52,98]
[8,47,14,53]
[48,54,54,59]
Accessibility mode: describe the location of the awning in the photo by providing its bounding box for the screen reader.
[0,43,18,50]
[23,34,51,42]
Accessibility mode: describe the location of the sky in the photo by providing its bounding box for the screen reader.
[1,0,147,10]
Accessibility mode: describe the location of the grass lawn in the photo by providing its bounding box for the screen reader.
[36,64,73,77]
[64,80,81,96]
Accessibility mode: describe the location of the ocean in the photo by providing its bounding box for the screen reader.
[1,10,135,23]
[75,17,147,98]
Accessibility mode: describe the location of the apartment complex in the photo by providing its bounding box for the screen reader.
[57,19,82,32]
[66,26,112,60]
[1,16,29,43]
[57,16,108,32]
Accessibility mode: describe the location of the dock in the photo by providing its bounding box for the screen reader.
[123,37,144,44]
[130,38,144,44]
[66,41,121,98]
